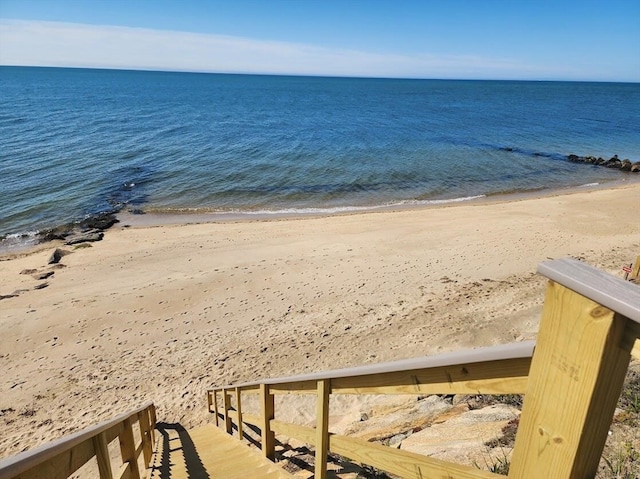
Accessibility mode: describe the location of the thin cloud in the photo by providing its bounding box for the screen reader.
[0,19,585,80]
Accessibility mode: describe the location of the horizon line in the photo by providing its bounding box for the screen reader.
[2,64,639,84]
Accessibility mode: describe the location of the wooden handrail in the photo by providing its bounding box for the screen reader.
[0,402,156,479]
[538,258,640,323]
[209,259,640,479]
[215,340,535,391]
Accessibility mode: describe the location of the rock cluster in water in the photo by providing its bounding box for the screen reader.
[567,154,640,172]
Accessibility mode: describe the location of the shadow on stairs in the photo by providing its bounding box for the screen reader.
[149,422,293,479]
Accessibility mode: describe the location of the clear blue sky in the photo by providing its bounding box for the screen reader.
[1,0,639,81]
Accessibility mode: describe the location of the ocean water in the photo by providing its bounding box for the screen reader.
[1,66,639,242]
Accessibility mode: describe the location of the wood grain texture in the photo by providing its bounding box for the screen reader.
[509,281,633,478]
[119,417,141,479]
[631,254,640,280]
[270,420,316,445]
[218,342,534,391]
[212,390,219,427]
[241,413,262,428]
[9,441,95,479]
[260,384,276,461]
[329,434,500,479]
[93,432,113,479]
[331,357,530,395]
[235,387,244,440]
[314,379,330,479]
[0,403,153,479]
[538,258,640,323]
[139,409,153,468]
[223,389,233,435]
[115,462,131,479]
[148,424,293,479]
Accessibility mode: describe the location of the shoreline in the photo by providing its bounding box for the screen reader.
[114,177,640,228]
[2,177,638,259]
[1,180,639,458]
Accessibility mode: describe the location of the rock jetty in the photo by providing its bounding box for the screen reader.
[567,154,640,172]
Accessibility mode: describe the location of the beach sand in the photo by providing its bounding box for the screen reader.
[1,182,639,459]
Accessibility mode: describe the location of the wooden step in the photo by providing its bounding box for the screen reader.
[149,423,293,479]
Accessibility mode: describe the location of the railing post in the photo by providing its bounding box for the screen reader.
[223,388,233,434]
[139,409,153,468]
[119,416,141,479]
[314,379,331,479]
[630,254,640,281]
[235,387,244,440]
[149,404,157,446]
[92,431,113,479]
[260,383,275,460]
[213,389,220,427]
[509,281,634,478]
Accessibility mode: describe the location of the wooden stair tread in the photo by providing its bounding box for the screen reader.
[149,424,293,479]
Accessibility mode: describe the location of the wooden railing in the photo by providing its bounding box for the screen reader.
[0,402,156,479]
[208,258,640,479]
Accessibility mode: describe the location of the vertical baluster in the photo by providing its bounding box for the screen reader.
[119,416,141,479]
[260,384,275,460]
[93,431,113,479]
[213,390,220,427]
[314,379,330,479]
[235,387,244,440]
[223,389,233,434]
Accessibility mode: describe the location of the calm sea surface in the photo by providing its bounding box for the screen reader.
[1,66,639,242]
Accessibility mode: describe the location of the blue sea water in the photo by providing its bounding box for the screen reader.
[1,66,639,242]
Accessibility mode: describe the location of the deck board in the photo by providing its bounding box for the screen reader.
[149,424,292,479]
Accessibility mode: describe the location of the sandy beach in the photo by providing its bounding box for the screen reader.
[1,182,639,459]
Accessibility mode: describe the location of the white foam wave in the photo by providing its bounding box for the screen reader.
[578,182,599,188]
[397,194,486,206]
[5,230,39,239]
[214,195,487,217]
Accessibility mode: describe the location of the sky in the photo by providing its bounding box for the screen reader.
[0,0,639,82]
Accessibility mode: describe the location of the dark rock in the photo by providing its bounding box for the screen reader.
[0,294,19,300]
[33,283,49,290]
[20,269,38,275]
[78,213,118,231]
[129,209,145,215]
[604,158,622,169]
[48,248,69,265]
[64,231,104,245]
[40,224,74,242]
[567,152,640,174]
[32,271,54,280]
[39,213,117,245]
